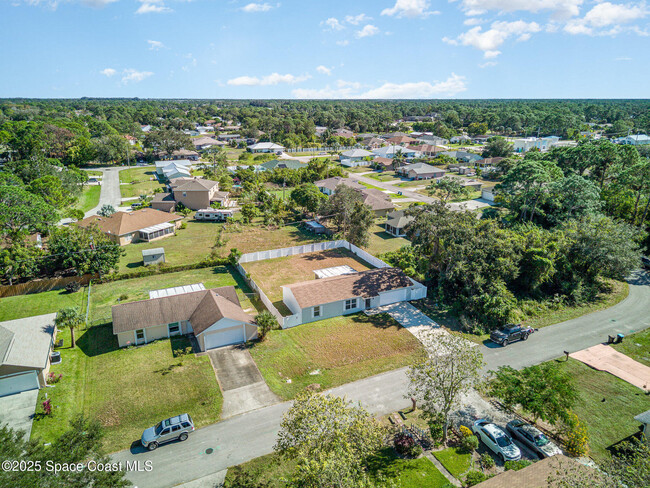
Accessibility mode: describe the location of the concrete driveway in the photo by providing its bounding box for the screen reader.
[207,346,279,419]
[0,389,39,440]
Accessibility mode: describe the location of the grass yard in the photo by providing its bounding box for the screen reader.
[0,287,87,322]
[242,248,373,314]
[432,447,473,480]
[248,313,425,400]
[119,167,165,199]
[612,328,650,366]
[368,223,410,255]
[360,181,389,191]
[118,219,322,272]
[345,166,375,173]
[366,171,401,182]
[83,169,104,177]
[224,449,450,488]
[554,359,650,463]
[75,185,101,212]
[90,266,258,323]
[31,326,221,453]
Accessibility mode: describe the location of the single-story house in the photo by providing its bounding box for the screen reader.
[386,135,417,146]
[473,454,592,488]
[358,188,395,217]
[396,162,445,180]
[111,287,257,351]
[282,267,419,325]
[171,149,199,161]
[444,175,483,191]
[258,159,308,171]
[417,135,448,146]
[247,142,286,153]
[76,209,183,246]
[385,210,414,237]
[314,177,364,196]
[192,137,225,151]
[340,149,374,167]
[615,134,650,145]
[634,410,650,445]
[475,157,504,168]
[450,135,471,144]
[409,144,445,157]
[169,178,230,210]
[442,151,483,164]
[156,160,192,180]
[217,134,240,142]
[382,132,409,139]
[314,126,327,136]
[143,247,165,266]
[514,137,560,153]
[373,157,394,170]
[0,314,56,397]
[334,128,354,139]
[471,135,490,144]
[372,145,419,159]
[195,208,234,221]
[362,137,384,149]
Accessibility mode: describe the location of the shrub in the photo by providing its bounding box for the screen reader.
[480,452,495,470]
[459,425,473,438]
[118,294,128,301]
[47,372,62,384]
[563,412,589,457]
[65,281,81,293]
[464,470,487,487]
[459,433,479,453]
[504,459,532,471]
[393,432,421,458]
[255,311,279,340]
[180,222,188,229]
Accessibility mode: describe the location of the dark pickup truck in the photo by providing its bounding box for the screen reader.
[490,324,535,346]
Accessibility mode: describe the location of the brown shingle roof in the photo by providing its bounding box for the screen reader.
[314,177,364,192]
[374,157,394,167]
[387,135,417,144]
[76,209,182,237]
[358,188,394,212]
[283,267,413,309]
[172,178,219,192]
[111,287,253,335]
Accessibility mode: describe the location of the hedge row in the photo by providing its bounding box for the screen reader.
[98,257,231,283]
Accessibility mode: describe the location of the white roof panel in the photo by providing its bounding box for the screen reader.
[314,265,357,279]
[149,283,206,299]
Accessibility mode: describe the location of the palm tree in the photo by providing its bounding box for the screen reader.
[392,149,406,172]
[54,307,85,348]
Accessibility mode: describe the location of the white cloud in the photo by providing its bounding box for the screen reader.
[292,74,467,99]
[241,2,274,13]
[81,0,118,6]
[564,2,649,35]
[444,20,541,57]
[464,17,484,26]
[479,61,498,67]
[355,24,379,38]
[457,0,584,20]
[316,65,332,75]
[121,69,153,84]
[336,40,350,46]
[381,0,439,18]
[323,17,344,30]
[227,72,310,86]
[100,68,116,77]
[345,13,371,25]
[147,40,164,50]
[136,1,172,14]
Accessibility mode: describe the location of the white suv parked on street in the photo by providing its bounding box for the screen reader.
[472,419,521,462]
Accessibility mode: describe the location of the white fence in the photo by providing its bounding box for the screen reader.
[286,146,360,153]
[236,239,424,329]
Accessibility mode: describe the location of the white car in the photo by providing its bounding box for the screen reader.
[472,419,521,462]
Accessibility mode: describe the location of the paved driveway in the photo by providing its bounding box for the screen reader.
[207,346,279,419]
[0,389,39,440]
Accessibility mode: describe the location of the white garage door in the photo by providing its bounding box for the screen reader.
[0,371,40,398]
[203,326,245,350]
[379,288,408,306]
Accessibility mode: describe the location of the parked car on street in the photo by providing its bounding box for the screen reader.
[141,414,194,451]
[490,324,534,346]
[506,419,562,459]
[472,419,521,462]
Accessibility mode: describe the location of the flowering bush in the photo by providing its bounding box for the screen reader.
[393,432,422,458]
[459,425,473,437]
[563,412,589,457]
[42,399,52,416]
[47,372,62,384]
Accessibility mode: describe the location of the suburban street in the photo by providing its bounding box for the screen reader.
[112,269,650,488]
[85,167,123,217]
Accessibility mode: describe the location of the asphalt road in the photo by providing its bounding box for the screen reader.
[113,270,650,488]
[84,167,123,217]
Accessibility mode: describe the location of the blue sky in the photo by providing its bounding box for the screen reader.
[1,0,649,98]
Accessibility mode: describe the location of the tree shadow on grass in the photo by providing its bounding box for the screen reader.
[351,313,400,330]
[76,324,120,357]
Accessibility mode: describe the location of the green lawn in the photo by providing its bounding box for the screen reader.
[346,165,374,173]
[360,181,389,191]
[432,447,473,479]
[368,223,410,255]
[75,184,101,213]
[0,287,87,322]
[612,327,650,367]
[248,313,425,400]
[118,219,322,272]
[83,169,104,177]
[396,180,429,188]
[366,171,401,182]
[119,167,165,199]
[554,359,650,463]
[0,266,259,323]
[31,327,221,453]
[225,449,450,488]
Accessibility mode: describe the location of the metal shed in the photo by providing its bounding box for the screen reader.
[142,247,165,266]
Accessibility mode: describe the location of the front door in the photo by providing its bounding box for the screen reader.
[135,329,146,345]
[365,298,372,309]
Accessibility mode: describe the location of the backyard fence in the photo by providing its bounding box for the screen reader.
[0,274,96,298]
[286,146,361,153]
[235,240,424,329]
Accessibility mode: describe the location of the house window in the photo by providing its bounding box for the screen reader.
[345,299,357,311]
[168,322,181,336]
[135,329,145,344]
[313,306,322,318]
